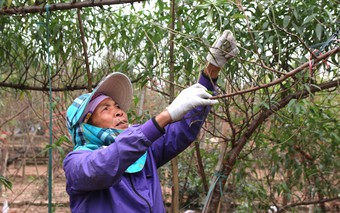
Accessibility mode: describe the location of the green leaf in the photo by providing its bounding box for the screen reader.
[231,13,247,19]
[262,21,269,29]
[310,84,321,91]
[287,99,296,110]
[330,132,340,142]
[194,4,211,9]
[157,0,164,11]
[292,22,303,35]
[207,9,214,23]
[293,8,299,20]
[304,84,312,94]
[293,103,300,115]
[260,101,270,109]
[54,135,72,146]
[303,14,317,25]
[0,175,12,191]
[315,24,323,40]
[283,16,291,28]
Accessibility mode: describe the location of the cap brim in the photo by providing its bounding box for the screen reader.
[78,72,133,123]
[93,72,133,112]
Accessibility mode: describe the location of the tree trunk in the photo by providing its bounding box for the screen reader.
[195,132,209,193]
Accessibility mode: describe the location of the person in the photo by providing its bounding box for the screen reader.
[63,30,239,213]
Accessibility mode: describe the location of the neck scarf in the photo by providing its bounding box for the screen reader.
[74,123,147,173]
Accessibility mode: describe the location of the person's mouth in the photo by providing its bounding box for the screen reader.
[116,120,127,127]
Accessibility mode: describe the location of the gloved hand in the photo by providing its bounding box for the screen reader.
[206,30,239,68]
[166,83,218,122]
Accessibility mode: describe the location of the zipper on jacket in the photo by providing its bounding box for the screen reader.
[128,174,152,213]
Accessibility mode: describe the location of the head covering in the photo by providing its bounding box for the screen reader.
[66,72,133,134]
[82,94,110,123]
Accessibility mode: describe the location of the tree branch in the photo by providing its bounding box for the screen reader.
[0,82,88,91]
[0,105,29,128]
[76,8,92,93]
[278,196,340,212]
[0,0,145,15]
[211,46,340,99]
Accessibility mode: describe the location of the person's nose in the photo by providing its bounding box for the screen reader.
[114,110,123,117]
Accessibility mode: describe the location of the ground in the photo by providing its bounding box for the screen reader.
[1,165,173,213]
[1,165,70,213]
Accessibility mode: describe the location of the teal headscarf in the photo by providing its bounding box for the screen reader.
[76,123,147,173]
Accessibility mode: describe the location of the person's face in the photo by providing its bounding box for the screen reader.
[89,98,129,129]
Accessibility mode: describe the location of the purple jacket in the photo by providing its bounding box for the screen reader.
[63,73,216,213]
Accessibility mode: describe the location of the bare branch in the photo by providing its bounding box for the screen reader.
[76,8,92,93]
[279,196,340,212]
[0,82,88,91]
[0,105,29,128]
[0,0,146,15]
[211,47,340,99]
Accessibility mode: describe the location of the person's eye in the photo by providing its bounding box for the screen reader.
[115,104,121,109]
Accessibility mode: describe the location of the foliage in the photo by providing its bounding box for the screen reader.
[0,175,12,191]
[231,96,340,211]
[43,135,73,164]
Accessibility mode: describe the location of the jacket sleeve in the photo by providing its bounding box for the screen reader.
[149,72,217,168]
[63,121,163,193]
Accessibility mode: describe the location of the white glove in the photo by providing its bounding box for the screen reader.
[206,30,239,68]
[166,84,218,122]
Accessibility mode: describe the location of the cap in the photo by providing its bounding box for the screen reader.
[66,72,133,132]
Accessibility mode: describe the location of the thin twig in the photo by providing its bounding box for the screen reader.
[279,196,340,212]
[0,105,29,128]
[211,47,340,99]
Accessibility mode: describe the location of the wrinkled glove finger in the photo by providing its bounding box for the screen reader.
[225,31,236,43]
[189,84,212,99]
[194,89,213,99]
[223,30,236,43]
[224,47,239,58]
[216,30,231,44]
[221,34,237,52]
[199,99,219,106]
